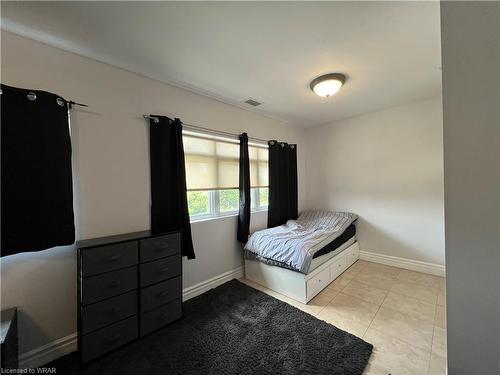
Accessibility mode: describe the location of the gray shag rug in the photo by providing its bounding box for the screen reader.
[45,280,373,374]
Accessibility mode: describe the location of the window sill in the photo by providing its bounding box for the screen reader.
[190,209,268,224]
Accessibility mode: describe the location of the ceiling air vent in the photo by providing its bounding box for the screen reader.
[243,98,262,107]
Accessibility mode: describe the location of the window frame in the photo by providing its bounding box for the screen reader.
[188,188,268,223]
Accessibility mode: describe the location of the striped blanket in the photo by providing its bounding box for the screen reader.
[244,211,357,273]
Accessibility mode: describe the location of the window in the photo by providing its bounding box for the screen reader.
[184,131,268,221]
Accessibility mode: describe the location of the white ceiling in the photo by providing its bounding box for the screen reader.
[1,1,442,127]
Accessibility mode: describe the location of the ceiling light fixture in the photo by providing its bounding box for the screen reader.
[310,73,346,98]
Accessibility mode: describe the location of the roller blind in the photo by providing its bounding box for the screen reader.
[183,133,268,191]
[249,145,268,188]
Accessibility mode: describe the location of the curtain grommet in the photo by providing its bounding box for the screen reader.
[269,141,275,145]
[281,143,285,147]
[27,92,37,101]
[56,98,65,107]
[290,145,295,149]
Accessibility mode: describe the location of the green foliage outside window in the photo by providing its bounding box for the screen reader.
[187,188,268,219]
[187,191,209,215]
[219,189,239,212]
[259,188,269,206]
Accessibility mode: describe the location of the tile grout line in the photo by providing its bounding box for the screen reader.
[363,267,434,371]
[315,272,357,318]
[427,286,441,375]
[313,287,343,317]
[361,278,392,339]
[314,261,368,320]
[365,283,438,355]
[360,271,396,374]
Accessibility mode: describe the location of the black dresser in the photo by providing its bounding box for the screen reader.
[77,230,182,363]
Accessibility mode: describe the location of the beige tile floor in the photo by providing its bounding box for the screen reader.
[240,260,447,375]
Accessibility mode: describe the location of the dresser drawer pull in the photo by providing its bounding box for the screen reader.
[106,255,121,262]
[104,334,122,344]
[159,291,170,297]
[108,281,121,288]
[159,267,169,273]
[156,244,170,251]
[110,307,122,314]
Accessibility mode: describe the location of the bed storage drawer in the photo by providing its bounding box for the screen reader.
[80,316,138,363]
[306,267,330,299]
[344,242,360,267]
[330,255,347,280]
[352,243,360,262]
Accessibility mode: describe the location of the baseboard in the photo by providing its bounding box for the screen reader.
[19,332,77,369]
[360,251,445,277]
[18,266,244,368]
[182,266,244,301]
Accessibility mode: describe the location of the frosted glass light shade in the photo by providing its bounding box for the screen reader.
[310,73,346,98]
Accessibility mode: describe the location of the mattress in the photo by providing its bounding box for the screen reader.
[308,236,356,272]
[245,223,356,274]
[312,223,356,258]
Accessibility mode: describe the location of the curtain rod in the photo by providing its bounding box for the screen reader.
[68,101,88,108]
[143,114,269,145]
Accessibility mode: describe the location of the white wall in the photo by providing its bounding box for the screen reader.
[0,31,306,355]
[440,2,500,374]
[305,98,445,266]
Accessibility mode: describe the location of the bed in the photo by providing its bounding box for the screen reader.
[244,211,360,304]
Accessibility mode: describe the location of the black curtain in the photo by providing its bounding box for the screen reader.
[267,141,298,228]
[237,133,251,242]
[149,116,195,259]
[1,84,75,256]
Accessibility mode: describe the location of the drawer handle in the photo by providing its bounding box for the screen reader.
[159,291,169,297]
[155,244,170,251]
[160,312,169,320]
[104,334,121,344]
[111,307,121,314]
[108,281,121,288]
[159,267,169,273]
[107,255,121,262]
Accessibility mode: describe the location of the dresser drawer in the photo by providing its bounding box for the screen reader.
[82,267,137,305]
[140,299,182,337]
[81,316,138,363]
[81,291,137,334]
[140,276,182,312]
[139,233,181,262]
[81,241,138,277]
[140,255,181,287]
